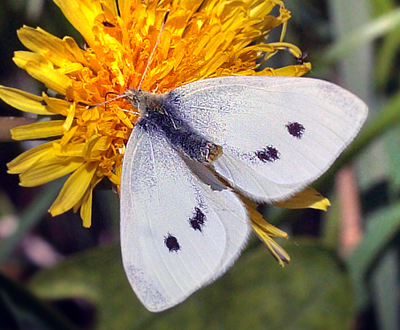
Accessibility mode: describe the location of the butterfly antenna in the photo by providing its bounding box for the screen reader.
[86,93,126,109]
[137,9,170,90]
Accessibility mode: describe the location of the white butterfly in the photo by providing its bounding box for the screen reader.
[119,76,368,312]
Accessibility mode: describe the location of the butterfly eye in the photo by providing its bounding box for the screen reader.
[286,122,305,139]
[164,233,181,252]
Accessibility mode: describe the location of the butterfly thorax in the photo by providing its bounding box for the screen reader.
[125,88,222,163]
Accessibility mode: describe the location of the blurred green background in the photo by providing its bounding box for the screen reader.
[1,0,400,329]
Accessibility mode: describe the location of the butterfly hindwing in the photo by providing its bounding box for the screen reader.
[120,123,250,312]
[166,76,368,201]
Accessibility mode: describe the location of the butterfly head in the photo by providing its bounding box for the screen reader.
[124,88,168,118]
[124,89,145,112]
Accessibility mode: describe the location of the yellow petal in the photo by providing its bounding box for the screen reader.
[63,103,75,131]
[7,140,57,174]
[80,188,93,228]
[53,141,85,157]
[63,37,91,67]
[101,0,119,18]
[267,42,303,58]
[20,157,83,187]
[242,195,290,266]
[52,0,104,47]
[13,52,73,96]
[17,28,92,74]
[265,62,312,77]
[251,222,291,266]
[0,86,54,115]
[58,62,84,75]
[273,187,331,211]
[109,172,120,186]
[115,110,134,129]
[236,44,276,58]
[42,94,71,116]
[244,198,289,238]
[79,174,103,228]
[83,135,110,160]
[60,125,78,146]
[11,120,65,140]
[17,26,78,67]
[49,161,98,216]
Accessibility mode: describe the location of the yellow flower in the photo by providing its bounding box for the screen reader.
[0,0,326,265]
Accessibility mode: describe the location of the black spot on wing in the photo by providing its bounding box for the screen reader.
[256,146,280,163]
[164,233,180,252]
[286,122,305,139]
[189,207,206,232]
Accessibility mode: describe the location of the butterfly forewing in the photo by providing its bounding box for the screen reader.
[120,125,250,312]
[166,76,368,201]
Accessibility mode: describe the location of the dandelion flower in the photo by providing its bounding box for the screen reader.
[1,0,327,265]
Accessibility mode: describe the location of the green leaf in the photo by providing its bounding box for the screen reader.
[0,271,76,330]
[375,23,400,88]
[325,7,400,61]
[371,249,400,330]
[0,179,65,264]
[30,240,354,330]
[347,202,400,310]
